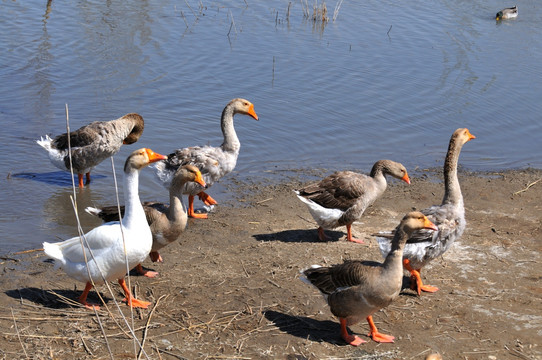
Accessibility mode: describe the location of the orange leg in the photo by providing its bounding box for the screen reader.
[197,191,217,206]
[118,278,151,309]
[78,282,100,310]
[135,264,158,278]
[366,315,395,343]
[403,259,439,295]
[77,174,85,188]
[187,195,208,219]
[339,317,366,346]
[346,224,364,244]
[317,227,331,241]
[149,251,163,263]
[85,172,91,185]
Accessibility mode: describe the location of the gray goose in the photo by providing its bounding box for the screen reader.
[377,128,475,295]
[295,160,410,243]
[37,113,144,187]
[154,98,258,219]
[86,165,207,277]
[301,211,438,346]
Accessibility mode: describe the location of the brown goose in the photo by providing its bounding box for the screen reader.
[85,165,207,277]
[377,128,475,295]
[301,212,438,346]
[295,160,410,243]
[37,113,144,187]
[154,98,258,219]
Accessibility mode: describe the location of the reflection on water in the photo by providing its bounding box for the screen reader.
[0,0,541,253]
[41,185,104,232]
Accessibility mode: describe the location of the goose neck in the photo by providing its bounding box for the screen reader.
[369,162,388,192]
[220,106,240,153]
[442,139,463,206]
[121,167,144,228]
[383,228,407,268]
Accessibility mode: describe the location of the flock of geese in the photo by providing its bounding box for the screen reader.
[37,98,476,347]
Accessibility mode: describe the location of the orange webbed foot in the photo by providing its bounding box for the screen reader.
[80,301,100,310]
[369,331,395,343]
[347,237,365,244]
[135,264,159,278]
[188,209,209,219]
[343,333,366,346]
[420,284,439,293]
[123,297,151,309]
[197,192,217,206]
[346,224,365,244]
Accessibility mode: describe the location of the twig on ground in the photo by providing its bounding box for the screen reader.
[137,294,167,360]
[12,249,43,255]
[11,307,28,359]
[256,197,273,204]
[80,333,94,356]
[513,177,541,195]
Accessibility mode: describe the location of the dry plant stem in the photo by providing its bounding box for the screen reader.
[11,307,28,359]
[332,0,343,21]
[137,295,167,360]
[80,333,94,356]
[513,177,541,195]
[12,249,43,255]
[92,306,114,360]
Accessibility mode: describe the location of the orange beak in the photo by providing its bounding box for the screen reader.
[402,173,411,185]
[194,170,207,188]
[466,129,476,141]
[248,103,259,121]
[423,216,439,231]
[145,148,168,163]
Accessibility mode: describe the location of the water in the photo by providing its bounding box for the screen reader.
[1,0,541,253]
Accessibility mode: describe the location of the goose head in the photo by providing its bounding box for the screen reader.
[400,211,438,235]
[122,113,145,144]
[452,128,476,146]
[124,148,167,172]
[171,165,207,191]
[229,98,259,121]
[378,160,411,184]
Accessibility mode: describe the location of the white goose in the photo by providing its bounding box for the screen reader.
[377,128,475,295]
[43,148,167,309]
[37,113,144,187]
[295,160,410,243]
[154,98,258,219]
[85,165,207,277]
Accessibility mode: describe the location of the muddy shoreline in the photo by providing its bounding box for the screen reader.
[1,168,541,359]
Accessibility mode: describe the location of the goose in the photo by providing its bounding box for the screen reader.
[42,148,167,309]
[295,160,410,243]
[301,212,438,346]
[37,113,144,187]
[85,165,207,277]
[154,98,258,219]
[496,6,517,20]
[377,128,475,295]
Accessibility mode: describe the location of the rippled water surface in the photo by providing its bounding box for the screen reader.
[1,0,541,252]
